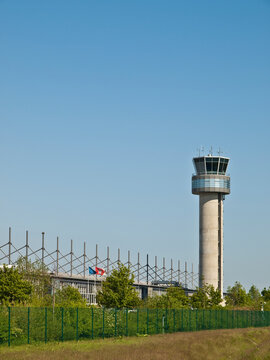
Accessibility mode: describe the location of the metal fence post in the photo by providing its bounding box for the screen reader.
[155,256,157,281]
[181,308,184,331]
[8,227,11,265]
[146,254,149,285]
[56,237,59,275]
[137,309,139,334]
[137,253,140,283]
[165,308,168,333]
[83,242,86,278]
[42,232,45,269]
[115,309,117,337]
[126,309,128,337]
[45,307,47,343]
[8,307,11,347]
[147,309,149,334]
[102,308,105,339]
[91,307,94,339]
[107,246,110,275]
[202,309,205,330]
[156,309,158,334]
[173,309,176,332]
[162,313,165,334]
[70,239,73,276]
[61,308,64,342]
[28,307,30,344]
[26,231,29,270]
[76,308,79,341]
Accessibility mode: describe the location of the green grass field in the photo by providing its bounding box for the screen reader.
[1,327,270,360]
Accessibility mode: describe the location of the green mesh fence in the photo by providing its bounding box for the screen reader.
[1,307,270,347]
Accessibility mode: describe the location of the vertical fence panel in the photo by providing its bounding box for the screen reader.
[102,308,105,339]
[76,308,79,341]
[165,309,168,333]
[115,309,117,337]
[61,308,64,342]
[91,307,94,339]
[156,309,158,334]
[8,307,11,347]
[45,308,47,344]
[126,309,128,337]
[136,309,139,334]
[27,307,30,344]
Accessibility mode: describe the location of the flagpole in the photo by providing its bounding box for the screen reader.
[95,244,98,303]
[87,265,89,303]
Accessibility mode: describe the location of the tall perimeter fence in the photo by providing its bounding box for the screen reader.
[1,307,270,347]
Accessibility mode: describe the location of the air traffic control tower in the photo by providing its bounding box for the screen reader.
[192,154,230,293]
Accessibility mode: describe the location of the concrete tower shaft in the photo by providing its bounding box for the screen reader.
[192,155,230,293]
[199,193,223,290]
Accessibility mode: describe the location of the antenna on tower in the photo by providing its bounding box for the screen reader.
[209,146,213,156]
[218,147,223,156]
[197,146,204,157]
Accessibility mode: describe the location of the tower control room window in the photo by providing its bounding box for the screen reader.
[212,158,219,173]
[206,157,219,174]
[219,158,229,175]
[194,156,229,175]
[193,158,205,174]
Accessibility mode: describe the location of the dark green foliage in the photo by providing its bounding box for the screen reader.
[248,285,262,310]
[96,264,141,309]
[145,286,189,309]
[55,286,87,307]
[190,284,222,309]
[0,266,32,305]
[262,287,270,301]
[225,282,249,307]
[16,257,51,305]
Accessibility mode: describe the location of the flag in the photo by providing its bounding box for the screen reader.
[89,266,96,275]
[95,266,105,276]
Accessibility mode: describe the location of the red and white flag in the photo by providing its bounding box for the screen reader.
[95,266,105,276]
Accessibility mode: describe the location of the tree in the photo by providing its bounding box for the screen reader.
[208,285,223,308]
[96,264,141,308]
[248,285,262,309]
[190,284,222,309]
[225,281,249,307]
[261,287,270,301]
[55,286,87,307]
[145,286,189,309]
[16,257,51,303]
[0,266,32,304]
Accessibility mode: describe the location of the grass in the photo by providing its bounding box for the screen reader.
[1,327,270,360]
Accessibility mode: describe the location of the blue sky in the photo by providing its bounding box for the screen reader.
[0,0,269,291]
